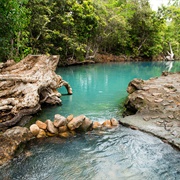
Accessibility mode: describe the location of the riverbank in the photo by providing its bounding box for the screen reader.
[58,53,165,66]
[120,72,180,149]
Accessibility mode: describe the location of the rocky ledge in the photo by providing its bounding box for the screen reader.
[120,72,180,149]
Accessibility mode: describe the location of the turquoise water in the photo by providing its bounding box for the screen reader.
[35,61,179,122]
[0,61,180,180]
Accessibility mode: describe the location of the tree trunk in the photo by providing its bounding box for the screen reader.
[0,55,72,129]
[165,42,174,61]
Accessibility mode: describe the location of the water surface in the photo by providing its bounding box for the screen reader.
[0,61,180,180]
[34,61,180,122]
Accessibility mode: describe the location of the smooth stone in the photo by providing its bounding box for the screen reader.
[92,121,102,130]
[58,125,68,133]
[36,120,47,130]
[59,132,71,138]
[77,117,93,132]
[67,114,74,122]
[110,118,119,126]
[30,124,40,136]
[46,131,57,137]
[37,129,47,138]
[67,115,86,130]
[102,120,112,128]
[54,114,67,127]
[45,119,58,134]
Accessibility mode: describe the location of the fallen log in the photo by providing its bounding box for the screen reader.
[0,55,72,129]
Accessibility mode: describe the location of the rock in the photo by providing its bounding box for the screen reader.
[46,119,58,134]
[37,129,47,138]
[59,132,71,138]
[154,98,163,103]
[130,125,139,130]
[3,126,32,140]
[122,72,180,149]
[30,124,40,136]
[59,130,76,138]
[0,126,33,166]
[67,115,86,130]
[92,121,102,130]
[58,125,68,133]
[152,93,162,96]
[102,120,112,128]
[77,117,93,132]
[53,114,67,127]
[110,118,119,126]
[46,131,57,137]
[67,114,74,122]
[36,120,47,130]
[127,79,144,94]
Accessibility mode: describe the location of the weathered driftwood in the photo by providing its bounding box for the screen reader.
[0,55,72,129]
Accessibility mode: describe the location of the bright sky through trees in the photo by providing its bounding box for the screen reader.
[149,0,169,10]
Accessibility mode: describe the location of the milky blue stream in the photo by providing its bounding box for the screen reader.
[0,61,180,180]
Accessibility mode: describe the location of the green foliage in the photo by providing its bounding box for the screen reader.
[26,0,99,61]
[0,0,30,62]
[158,3,180,58]
[0,0,180,61]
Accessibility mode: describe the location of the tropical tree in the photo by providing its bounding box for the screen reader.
[0,0,30,62]
[158,2,180,58]
[27,0,99,61]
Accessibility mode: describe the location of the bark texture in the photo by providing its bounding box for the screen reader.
[0,55,72,129]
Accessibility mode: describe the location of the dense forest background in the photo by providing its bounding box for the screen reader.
[0,0,179,62]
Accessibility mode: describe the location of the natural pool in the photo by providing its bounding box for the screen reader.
[0,61,180,180]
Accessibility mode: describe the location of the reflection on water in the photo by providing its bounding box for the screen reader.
[0,61,180,179]
[165,61,174,72]
[33,61,180,122]
[0,127,180,180]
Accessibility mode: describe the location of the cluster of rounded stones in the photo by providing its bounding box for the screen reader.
[29,114,119,138]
